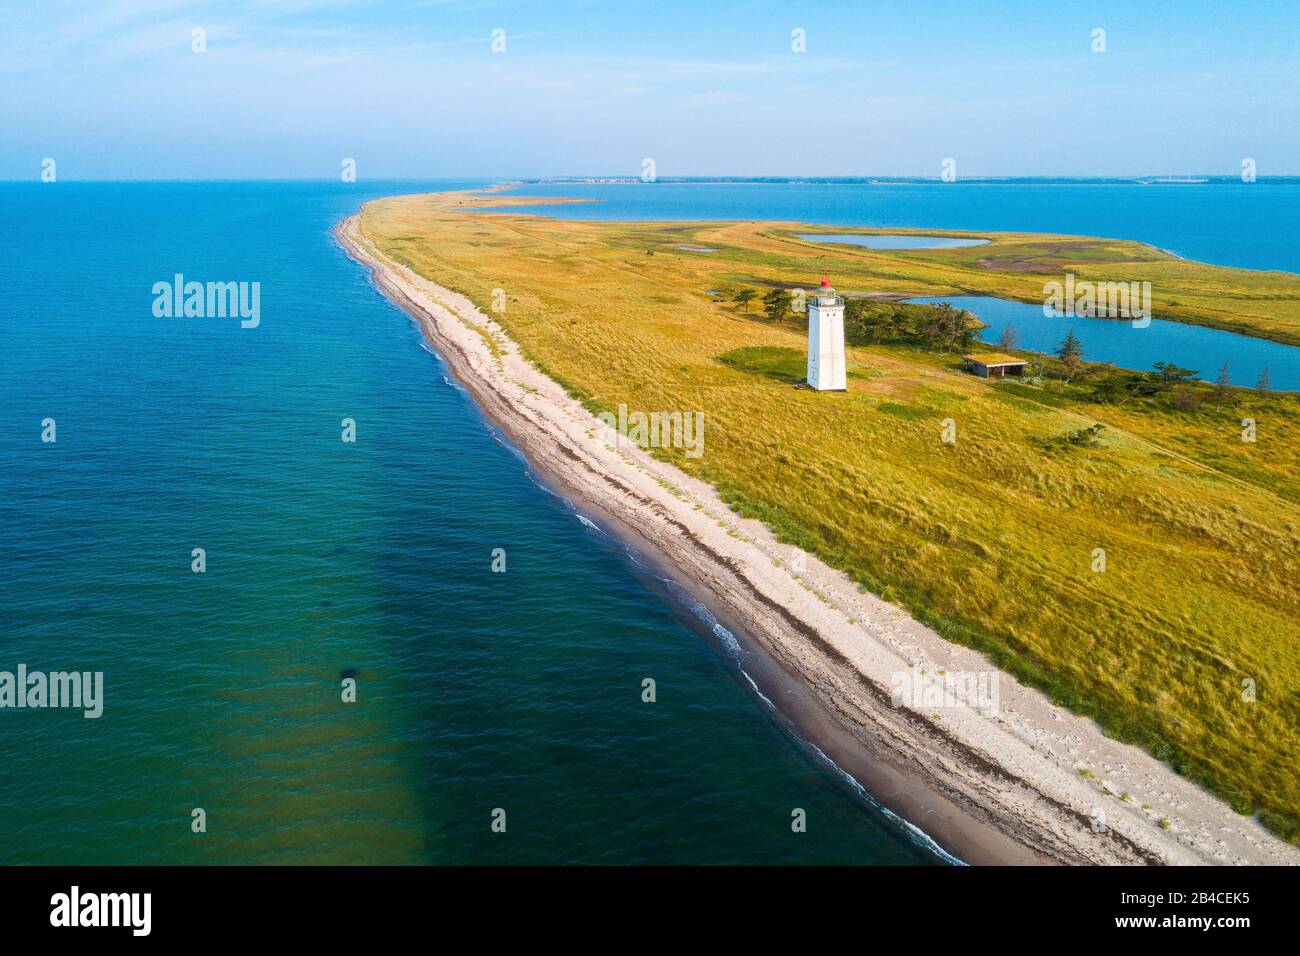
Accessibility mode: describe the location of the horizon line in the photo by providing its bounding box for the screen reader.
[4,174,1300,184]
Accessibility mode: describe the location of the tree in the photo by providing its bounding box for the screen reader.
[949,308,975,351]
[915,302,975,353]
[1151,362,1200,390]
[1026,350,1049,383]
[844,300,900,345]
[869,306,900,344]
[1212,362,1233,402]
[762,288,793,322]
[1255,366,1272,393]
[732,288,758,312]
[996,324,1018,351]
[1054,330,1085,382]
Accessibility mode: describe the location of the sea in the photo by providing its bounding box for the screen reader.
[1,178,1295,864]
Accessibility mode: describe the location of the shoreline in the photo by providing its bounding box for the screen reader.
[512,469,976,864]
[337,208,1300,866]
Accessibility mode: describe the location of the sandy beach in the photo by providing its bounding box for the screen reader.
[338,208,1300,866]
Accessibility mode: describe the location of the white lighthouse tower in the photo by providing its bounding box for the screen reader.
[807,272,846,391]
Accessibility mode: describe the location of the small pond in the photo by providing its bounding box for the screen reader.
[798,233,988,250]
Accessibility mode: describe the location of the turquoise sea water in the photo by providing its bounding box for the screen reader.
[0,181,941,865]
[3,178,1295,865]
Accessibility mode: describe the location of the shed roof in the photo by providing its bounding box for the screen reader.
[963,352,1027,366]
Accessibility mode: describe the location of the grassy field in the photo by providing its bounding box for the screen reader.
[360,190,1300,840]
[749,223,1300,346]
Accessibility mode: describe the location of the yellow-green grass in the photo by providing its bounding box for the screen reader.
[736,222,1300,346]
[360,190,1300,839]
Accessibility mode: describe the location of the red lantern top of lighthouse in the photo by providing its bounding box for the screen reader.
[812,272,841,308]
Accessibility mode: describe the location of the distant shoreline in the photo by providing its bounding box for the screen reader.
[520,176,1300,187]
[337,203,1300,865]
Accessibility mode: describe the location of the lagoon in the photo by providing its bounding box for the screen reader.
[797,233,988,250]
[906,295,1300,390]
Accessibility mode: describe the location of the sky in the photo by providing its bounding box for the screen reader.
[1,0,1296,180]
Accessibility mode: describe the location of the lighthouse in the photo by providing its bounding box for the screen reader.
[807,273,846,391]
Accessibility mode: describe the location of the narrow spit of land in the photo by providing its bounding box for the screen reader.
[340,189,1300,862]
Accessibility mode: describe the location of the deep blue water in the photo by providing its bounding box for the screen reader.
[908,296,1299,390]
[495,180,1300,274]
[0,181,941,865]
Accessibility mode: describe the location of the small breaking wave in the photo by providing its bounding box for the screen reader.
[804,740,967,866]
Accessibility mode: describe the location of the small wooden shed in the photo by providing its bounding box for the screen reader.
[962,352,1028,379]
